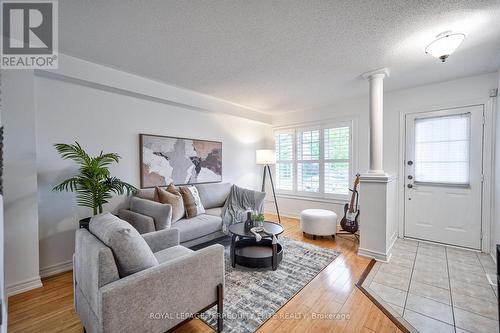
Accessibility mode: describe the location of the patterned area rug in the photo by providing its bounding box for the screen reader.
[198,236,340,333]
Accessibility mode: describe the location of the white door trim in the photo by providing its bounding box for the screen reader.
[397,97,495,253]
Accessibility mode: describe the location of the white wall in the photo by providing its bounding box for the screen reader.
[270,72,498,240]
[493,70,500,260]
[34,72,273,275]
[2,70,42,295]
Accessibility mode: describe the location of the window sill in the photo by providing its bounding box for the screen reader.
[273,193,348,205]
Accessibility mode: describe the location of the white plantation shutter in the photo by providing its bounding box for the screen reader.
[275,132,294,190]
[414,113,470,184]
[273,121,352,198]
[324,126,350,195]
[297,129,320,192]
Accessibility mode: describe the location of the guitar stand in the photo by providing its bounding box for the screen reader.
[336,230,359,243]
[338,188,360,243]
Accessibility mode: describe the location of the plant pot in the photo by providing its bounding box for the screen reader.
[79,217,91,230]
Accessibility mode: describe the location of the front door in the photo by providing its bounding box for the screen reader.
[404,105,484,250]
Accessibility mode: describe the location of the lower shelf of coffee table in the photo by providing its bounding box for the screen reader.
[234,238,283,268]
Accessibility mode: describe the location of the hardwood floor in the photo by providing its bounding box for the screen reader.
[8,214,402,333]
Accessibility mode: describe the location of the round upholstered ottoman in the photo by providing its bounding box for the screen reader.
[300,209,337,240]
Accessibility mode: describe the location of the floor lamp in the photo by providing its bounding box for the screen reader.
[256,149,281,224]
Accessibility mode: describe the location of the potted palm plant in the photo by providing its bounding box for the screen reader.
[52,142,137,228]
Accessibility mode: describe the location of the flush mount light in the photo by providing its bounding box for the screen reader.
[425,31,465,62]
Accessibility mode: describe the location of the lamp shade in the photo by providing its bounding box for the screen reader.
[256,149,276,165]
[425,31,465,62]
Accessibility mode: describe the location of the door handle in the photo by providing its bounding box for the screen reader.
[407,184,413,189]
[407,160,413,166]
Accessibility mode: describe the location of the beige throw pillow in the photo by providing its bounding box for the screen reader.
[179,185,205,218]
[155,184,185,222]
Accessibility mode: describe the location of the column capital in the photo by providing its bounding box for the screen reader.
[362,68,390,80]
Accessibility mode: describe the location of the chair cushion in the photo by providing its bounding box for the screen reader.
[154,245,193,264]
[129,196,172,230]
[195,182,231,209]
[204,207,222,217]
[179,185,205,218]
[89,213,159,277]
[174,214,223,243]
[156,185,185,222]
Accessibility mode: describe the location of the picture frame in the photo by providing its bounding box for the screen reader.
[139,133,222,188]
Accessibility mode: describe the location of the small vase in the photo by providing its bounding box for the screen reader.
[244,211,254,231]
[79,217,91,230]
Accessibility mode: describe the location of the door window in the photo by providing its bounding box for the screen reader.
[414,113,470,185]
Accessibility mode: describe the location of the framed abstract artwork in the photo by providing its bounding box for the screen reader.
[140,134,222,188]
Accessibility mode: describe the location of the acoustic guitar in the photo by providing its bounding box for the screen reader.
[340,174,360,233]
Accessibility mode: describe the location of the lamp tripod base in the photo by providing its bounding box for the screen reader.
[262,164,281,224]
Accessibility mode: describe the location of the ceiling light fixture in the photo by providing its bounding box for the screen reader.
[425,31,465,62]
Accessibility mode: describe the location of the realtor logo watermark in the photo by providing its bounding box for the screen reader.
[1,0,58,69]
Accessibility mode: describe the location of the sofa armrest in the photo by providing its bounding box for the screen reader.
[253,189,266,213]
[99,244,224,332]
[129,196,172,230]
[142,228,180,252]
[118,209,156,234]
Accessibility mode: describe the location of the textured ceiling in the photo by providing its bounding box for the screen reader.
[59,1,500,114]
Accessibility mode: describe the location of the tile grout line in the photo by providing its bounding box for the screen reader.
[476,251,499,299]
[402,242,459,329]
[415,248,498,321]
[388,242,497,330]
[445,246,457,333]
[401,241,418,318]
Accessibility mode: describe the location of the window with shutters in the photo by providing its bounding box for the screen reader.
[297,128,321,192]
[275,131,294,191]
[274,121,353,199]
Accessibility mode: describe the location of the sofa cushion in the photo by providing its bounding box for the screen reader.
[174,214,223,243]
[156,185,185,222]
[117,209,156,234]
[195,182,231,209]
[129,196,172,230]
[179,186,205,218]
[154,245,193,264]
[89,213,159,277]
[204,207,222,217]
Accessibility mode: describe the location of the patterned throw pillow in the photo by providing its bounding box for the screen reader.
[155,184,185,222]
[179,185,205,218]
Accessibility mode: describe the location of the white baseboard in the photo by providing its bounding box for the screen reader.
[387,234,398,253]
[264,209,300,219]
[358,247,392,263]
[6,276,43,296]
[40,260,73,278]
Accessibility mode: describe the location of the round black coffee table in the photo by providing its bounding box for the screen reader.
[229,221,284,270]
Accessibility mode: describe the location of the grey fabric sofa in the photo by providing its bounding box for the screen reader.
[74,227,224,333]
[118,182,265,247]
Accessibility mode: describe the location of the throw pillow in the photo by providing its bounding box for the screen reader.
[89,212,159,277]
[155,185,185,222]
[129,196,172,230]
[179,185,205,218]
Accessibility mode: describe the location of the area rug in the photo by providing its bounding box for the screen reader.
[198,236,340,333]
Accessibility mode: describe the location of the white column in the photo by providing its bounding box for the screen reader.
[363,68,389,175]
[358,68,397,262]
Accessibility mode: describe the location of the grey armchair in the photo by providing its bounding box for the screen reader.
[74,228,225,333]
